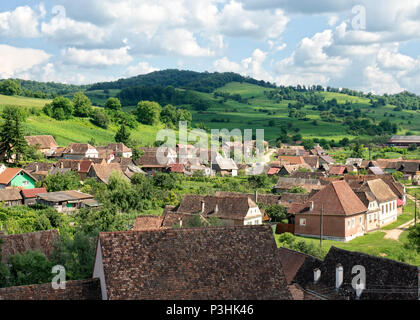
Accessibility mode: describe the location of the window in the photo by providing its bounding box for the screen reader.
[359,217,362,224]
[347,220,351,229]
[22,181,29,186]
[300,218,306,226]
[352,218,355,227]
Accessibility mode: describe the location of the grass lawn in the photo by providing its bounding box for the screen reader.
[381,199,416,230]
[0,94,51,108]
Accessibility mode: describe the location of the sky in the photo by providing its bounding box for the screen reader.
[1,0,420,94]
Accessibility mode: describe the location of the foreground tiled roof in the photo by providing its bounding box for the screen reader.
[309,246,420,300]
[0,279,101,300]
[96,225,292,300]
[278,247,311,284]
[0,230,59,263]
[24,135,58,149]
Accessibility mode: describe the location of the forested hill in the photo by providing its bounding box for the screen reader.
[87,69,276,93]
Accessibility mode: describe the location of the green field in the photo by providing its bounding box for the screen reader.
[0,94,161,146]
[2,79,420,146]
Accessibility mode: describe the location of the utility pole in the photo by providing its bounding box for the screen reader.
[320,204,324,248]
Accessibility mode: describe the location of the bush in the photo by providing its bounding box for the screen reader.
[91,109,110,129]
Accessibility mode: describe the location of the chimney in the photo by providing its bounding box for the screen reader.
[336,264,343,291]
[201,200,205,214]
[313,268,321,284]
[309,201,314,211]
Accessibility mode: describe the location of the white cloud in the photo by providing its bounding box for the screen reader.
[0,5,44,38]
[61,46,133,67]
[125,62,159,77]
[213,48,273,81]
[0,44,50,79]
[41,5,107,46]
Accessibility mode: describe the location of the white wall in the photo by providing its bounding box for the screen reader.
[92,239,108,300]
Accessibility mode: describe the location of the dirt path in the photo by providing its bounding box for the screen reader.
[383,219,415,240]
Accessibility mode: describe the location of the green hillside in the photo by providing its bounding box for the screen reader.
[0,95,161,146]
[2,69,420,146]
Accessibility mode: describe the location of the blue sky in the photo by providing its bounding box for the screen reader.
[1,0,420,94]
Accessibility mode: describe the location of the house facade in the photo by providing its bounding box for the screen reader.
[0,166,36,189]
[62,143,99,160]
[290,181,368,242]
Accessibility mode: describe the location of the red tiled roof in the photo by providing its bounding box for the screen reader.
[277,156,305,165]
[267,167,281,175]
[21,188,47,199]
[329,165,346,175]
[169,163,184,173]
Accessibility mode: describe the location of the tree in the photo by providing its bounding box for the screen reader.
[0,79,22,96]
[50,96,74,120]
[408,143,417,151]
[265,205,288,222]
[115,124,130,144]
[160,104,178,126]
[0,105,28,163]
[91,108,109,129]
[51,230,97,281]
[136,101,161,125]
[351,142,364,158]
[288,186,306,194]
[407,224,420,253]
[43,171,80,192]
[104,97,122,111]
[392,171,404,181]
[8,250,54,286]
[72,92,93,117]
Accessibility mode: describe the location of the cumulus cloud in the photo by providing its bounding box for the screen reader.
[41,5,107,46]
[61,46,133,67]
[0,44,50,79]
[213,48,273,81]
[0,5,44,38]
[125,62,159,77]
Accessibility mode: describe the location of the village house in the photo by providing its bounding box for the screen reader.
[55,159,96,180]
[351,179,398,227]
[278,164,313,176]
[87,163,130,184]
[212,157,238,176]
[290,180,368,242]
[62,143,99,160]
[290,171,326,180]
[24,162,55,181]
[388,135,420,147]
[106,143,132,158]
[36,190,97,213]
[328,165,348,176]
[131,215,166,231]
[319,155,335,166]
[92,225,292,300]
[24,135,58,156]
[0,188,23,207]
[310,145,326,156]
[303,155,320,170]
[0,165,37,189]
[367,166,385,175]
[274,177,324,193]
[277,156,306,166]
[135,147,176,175]
[174,194,263,226]
[396,161,420,181]
[345,158,363,168]
[277,148,306,156]
[21,188,47,206]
